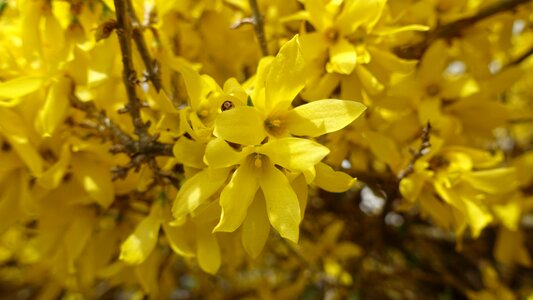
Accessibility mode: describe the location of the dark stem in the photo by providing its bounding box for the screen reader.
[248,0,268,56]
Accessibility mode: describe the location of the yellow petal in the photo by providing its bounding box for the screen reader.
[120,204,162,265]
[36,77,71,137]
[286,99,366,137]
[494,228,531,267]
[463,168,517,194]
[365,130,401,170]
[163,220,196,258]
[168,57,207,109]
[373,24,430,35]
[336,0,386,33]
[367,46,417,74]
[204,137,250,168]
[172,168,229,220]
[173,137,206,169]
[0,76,43,100]
[314,162,355,192]
[196,222,221,274]
[214,164,259,232]
[241,191,270,258]
[303,0,330,31]
[38,143,71,189]
[0,108,43,176]
[258,137,330,171]
[64,210,94,273]
[0,171,23,234]
[260,163,300,243]
[291,174,309,221]
[327,39,357,75]
[265,35,306,112]
[214,106,266,145]
[71,154,114,208]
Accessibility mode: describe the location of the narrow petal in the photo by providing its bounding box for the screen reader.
[172,168,229,220]
[314,162,355,192]
[163,220,196,258]
[258,137,330,171]
[196,223,221,274]
[214,164,259,232]
[38,143,71,189]
[327,39,357,75]
[72,154,114,208]
[336,0,386,33]
[373,24,430,35]
[286,99,366,137]
[0,108,43,176]
[173,137,207,169]
[303,0,330,31]
[204,137,250,169]
[214,106,266,145]
[119,204,162,265]
[367,46,417,74]
[241,191,270,258]
[260,164,300,243]
[462,168,517,194]
[418,40,449,85]
[265,36,306,112]
[0,76,43,100]
[37,77,72,137]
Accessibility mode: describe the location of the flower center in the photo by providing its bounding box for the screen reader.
[264,117,285,137]
[325,27,340,43]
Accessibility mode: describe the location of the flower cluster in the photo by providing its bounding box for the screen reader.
[0,0,532,298]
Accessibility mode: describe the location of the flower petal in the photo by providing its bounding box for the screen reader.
[303,0,330,31]
[173,137,207,169]
[286,99,366,137]
[327,38,357,75]
[314,162,355,192]
[336,0,386,33]
[196,223,221,274]
[214,164,259,233]
[172,168,230,221]
[119,204,162,265]
[258,137,330,171]
[265,35,306,112]
[214,106,266,145]
[204,137,250,169]
[260,163,300,243]
[241,191,270,258]
[0,76,43,100]
[72,154,114,208]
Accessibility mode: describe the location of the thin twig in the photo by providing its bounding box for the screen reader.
[506,46,533,67]
[114,0,148,139]
[397,122,432,180]
[69,93,174,157]
[248,0,268,56]
[126,0,162,91]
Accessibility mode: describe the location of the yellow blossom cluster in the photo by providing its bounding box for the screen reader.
[0,0,532,299]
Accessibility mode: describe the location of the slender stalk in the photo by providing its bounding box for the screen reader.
[248,0,268,56]
[126,0,162,91]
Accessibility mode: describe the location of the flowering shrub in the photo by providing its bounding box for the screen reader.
[0,0,533,298]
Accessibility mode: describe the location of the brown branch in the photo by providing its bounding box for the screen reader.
[248,0,268,56]
[397,122,432,180]
[69,93,174,157]
[114,0,149,139]
[506,46,533,67]
[397,0,533,59]
[126,0,162,92]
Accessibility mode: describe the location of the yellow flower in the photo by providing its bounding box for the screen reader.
[203,136,330,243]
[214,35,366,143]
